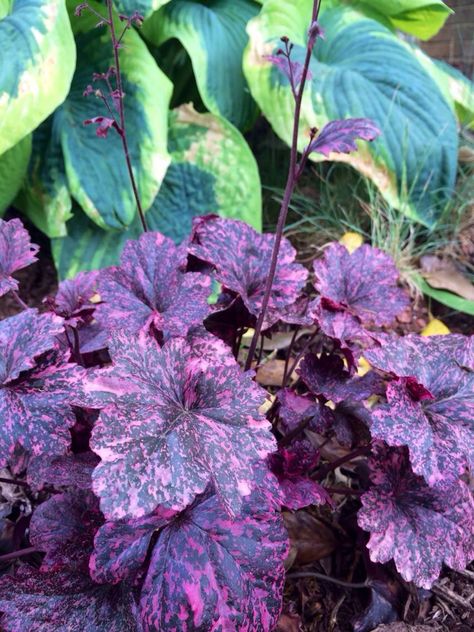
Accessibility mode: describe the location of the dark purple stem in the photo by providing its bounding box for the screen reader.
[287,571,368,589]
[0,547,38,563]
[105,0,148,233]
[0,477,28,487]
[315,446,371,481]
[245,0,321,370]
[10,290,28,311]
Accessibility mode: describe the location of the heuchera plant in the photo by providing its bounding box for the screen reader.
[0,2,472,631]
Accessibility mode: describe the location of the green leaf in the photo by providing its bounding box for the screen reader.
[15,116,72,237]
[0,135,31,215]
[141,0,260,130]
[410,48,474,129]
[113,0,170,20]
[0,0,76,155]
[414,275,474,316]
[59,2,172,230]
[52,104,262,278]
[244,1,458,227]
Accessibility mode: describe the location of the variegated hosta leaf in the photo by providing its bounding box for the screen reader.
[77,333,275,519]
[30,490,102,573]
[0,566,141,632]
[0,135,31,215]
[313,243,409,326]
[358,444,474,588]
[142,0,260,129]
[188,216,307,329]
[95,231,211,340]
[60,1,172,230]
[0,218,39,296]
[15,116,72,238]
[51,104,262,279]
[0,0,76,155]
[365,334,474,488]
[244,1,458,226]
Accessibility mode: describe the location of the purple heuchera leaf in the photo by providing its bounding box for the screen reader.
[77,332,276,519]
[27,452,100,491]
[0,309,64,383]
[299,353,384,403]
[308,118,380,157]
[358,444,474,588]
[277,388,333,435]
[0,218,39,297]
[96,232,211,340]
[268,445,331,510]
[30,490,102,573]
[0,566,141,632]
[50,270,99,327]
[189,216,308,329]
[138,489,288,631]
[313,243,409,326]
[365,334,474,488]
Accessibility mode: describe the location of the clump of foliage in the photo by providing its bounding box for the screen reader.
[0,2,472,631]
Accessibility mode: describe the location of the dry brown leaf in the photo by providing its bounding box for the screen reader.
[283,510,337,567]
[420,255,474,301]
[241,327,315,351]
[276,613,302,632]
[256,359,298,386]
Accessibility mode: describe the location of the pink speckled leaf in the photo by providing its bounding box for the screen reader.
[77,332,275,519]
[186,326,236,368]
[189,216,308,329]
[50,270,99,327]
[299,353,384,403]
[0,218,39,297]
[277,388,333,435]
[313,243,409,326]
[358,444,474,588]
[91,505,176,585]
[365,334,474,488]
[0,351,84,466]
[308,119,380,157]
[139,488,288,631]
[30,490,102,573]
[0,566,141,632]
[268,445,331,510]
[96,232,211,340]
[27,452,100,491]
[0,309,64,384]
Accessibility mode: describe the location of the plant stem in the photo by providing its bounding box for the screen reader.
[245,0,321,370]
[315,446,371,481]
[0,477,28,487]
[0,547,38,563]
[287,571,368,589]
[106,0,148,233]
[10,290,28,311]
[324,486,363,496]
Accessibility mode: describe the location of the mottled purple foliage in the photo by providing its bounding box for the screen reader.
[366,335,474,487]
[308,118,380,157]
[27,452,100,491]
[139,489,288,631]
[96,232,211,340]
[77,332,275,519]
[299,353,384,403]
[189,216,308,328]
[51,270,99,327]
[358,444,474,588]
[313,243,409,326]
[277,388,333,435]
[0,218,39,297]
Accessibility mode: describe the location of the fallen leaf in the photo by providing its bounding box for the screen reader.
[283,510,337,567]
[242,328,315,351]
[339,231,364,253]
[421,318,450,336]
[256,359,298,386]
[276,612,302,632]
[420,255,474,301]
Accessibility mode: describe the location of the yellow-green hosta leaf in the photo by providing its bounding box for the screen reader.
[244,0,458,227]
[0,0,75,155]
[142,0,260,130]
[0,135,31,215]
[15,116,72,238]
[52,105,261,278]
[59,2,172,230]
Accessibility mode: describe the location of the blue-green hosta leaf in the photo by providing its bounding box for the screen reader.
[15,116,72,238]
[113,0,170,20]
[0,0,76,155]
[52,104,261,278]
[0,135,31,215]
[142,0,260,130]
[244,1,458,227]
[60,2,172,230]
